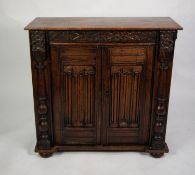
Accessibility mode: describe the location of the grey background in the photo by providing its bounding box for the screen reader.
[0,0,194,174]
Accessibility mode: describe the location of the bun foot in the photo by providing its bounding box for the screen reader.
[39,152,53,158]
[150,152,164,158]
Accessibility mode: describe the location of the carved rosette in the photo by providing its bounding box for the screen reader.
[30,31,52,150]
[150,30,177,151]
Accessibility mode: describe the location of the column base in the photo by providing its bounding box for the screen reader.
[146,142,169,158]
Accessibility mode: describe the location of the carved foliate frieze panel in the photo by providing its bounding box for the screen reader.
[49,31,157,43]
[100,31,157,43]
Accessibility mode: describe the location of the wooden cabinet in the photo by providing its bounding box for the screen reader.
[25,17,182,158]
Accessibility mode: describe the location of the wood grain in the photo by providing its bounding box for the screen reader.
[25,17,183,30]
[26,18,182,158]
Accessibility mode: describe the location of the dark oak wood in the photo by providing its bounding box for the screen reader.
[25,17,182,158]
[39,152,53,158]
[25,17,183,30]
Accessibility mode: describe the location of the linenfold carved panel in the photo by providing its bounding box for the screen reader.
[110,65,143,128]
[49,31,157,43]
[62,65,96,127]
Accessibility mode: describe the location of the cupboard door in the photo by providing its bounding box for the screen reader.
[51,45,101,145]
[102,46,154,144]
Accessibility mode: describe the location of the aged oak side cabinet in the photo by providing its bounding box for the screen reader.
[25,17,182,158]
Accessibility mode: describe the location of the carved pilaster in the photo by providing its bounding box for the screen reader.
[30,31,52,151]
[149,30,177,157]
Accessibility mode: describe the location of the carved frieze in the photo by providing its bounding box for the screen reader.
[100,31,157,43]
[49,31,157,43]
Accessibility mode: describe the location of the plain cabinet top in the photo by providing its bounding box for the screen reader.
[24,17,183,31]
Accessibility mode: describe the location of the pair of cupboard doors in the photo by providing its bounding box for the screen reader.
[51,44,154,146]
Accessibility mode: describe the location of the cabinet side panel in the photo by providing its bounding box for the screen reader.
[29,31,53,150]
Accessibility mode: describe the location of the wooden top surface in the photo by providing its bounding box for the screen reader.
[24,17,183,30]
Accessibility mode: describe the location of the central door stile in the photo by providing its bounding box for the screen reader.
[95,45,102,144]
[101,46,111,145]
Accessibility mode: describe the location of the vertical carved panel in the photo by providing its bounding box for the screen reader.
[110,65,143,128]
[62,66,95,127]
[30,31,52,150]
[150,30,177,151]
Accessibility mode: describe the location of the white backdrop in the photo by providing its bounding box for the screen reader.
[0,0,195,175]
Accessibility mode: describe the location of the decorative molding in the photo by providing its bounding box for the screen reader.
[151,97,168,149]
[30,31,47,70]
[63,66,95,76]
[160,31,176,51]
[69,31,100,42]
[100,31,157,43]
[30,31,52,150]
[31,31,46,52]
[158,30,177,69]
[49,31,100,42]
[150,30,177,151]
[49,31,157,43]
[37,97,51,149]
